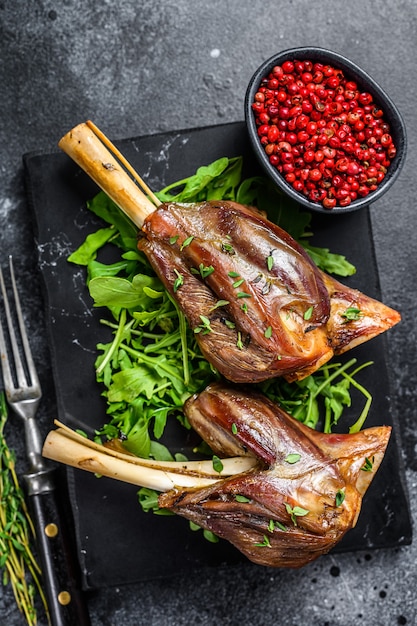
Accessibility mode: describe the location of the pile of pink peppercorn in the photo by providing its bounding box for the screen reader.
[252,59,396,209]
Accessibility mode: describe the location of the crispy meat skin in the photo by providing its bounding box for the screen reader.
[321,271,401,354]
[159,383,391,568]
[139,200,400,383]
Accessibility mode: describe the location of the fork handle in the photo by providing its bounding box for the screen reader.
[28,481,91,626]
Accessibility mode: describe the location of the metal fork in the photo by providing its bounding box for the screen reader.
[0,255,90,626]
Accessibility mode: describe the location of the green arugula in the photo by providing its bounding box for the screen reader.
[156,157,243,203]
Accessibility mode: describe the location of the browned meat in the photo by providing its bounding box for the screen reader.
[139,199,400,383]
[321,271,401,355]
[159,382,391,568]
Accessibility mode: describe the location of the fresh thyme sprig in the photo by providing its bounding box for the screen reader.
[0,392,49,625]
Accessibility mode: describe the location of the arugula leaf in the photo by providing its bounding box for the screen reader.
[87,259,136,280]
[302,243,356,277]
[89,274,162,310]
[155,157,242,203]
[122,417,151,458]
[68,227,116,265]
[87,191,138,250]
[138,487,174,515]
[107,365,163,402]
[260,358,372,432]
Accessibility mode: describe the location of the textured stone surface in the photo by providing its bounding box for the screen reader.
[1,1,416,624]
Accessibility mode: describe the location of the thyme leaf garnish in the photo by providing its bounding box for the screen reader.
[180,235,194,251]
[341,307,363,322]
[194,315,212,335]
[304,305,314,320]
[361,456,374,472]
[209,300,230,312]
[284,453,301,464]
[335,488,346,507]
[222,242,235,255]
[173,269,184,292]
[212,455,224,473]
[235,495,251,503]
[285,503,309,526]
[254,535,272,548]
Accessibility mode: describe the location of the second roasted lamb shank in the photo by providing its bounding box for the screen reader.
[58,122,400,384]
[42,382,391,568]
[160,382,391,567]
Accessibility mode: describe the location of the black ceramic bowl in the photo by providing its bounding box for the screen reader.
[245,47,407,214]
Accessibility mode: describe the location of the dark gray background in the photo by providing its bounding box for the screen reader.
[1,1,416,625]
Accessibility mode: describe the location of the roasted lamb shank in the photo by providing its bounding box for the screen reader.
[43,382,391,568]
[160,382,391,567]
[139,198,399,383]
[58,122,400,384]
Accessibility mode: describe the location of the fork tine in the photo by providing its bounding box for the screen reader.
[0,266,15,392]
[8,256,41,390]
[0,256,40,392]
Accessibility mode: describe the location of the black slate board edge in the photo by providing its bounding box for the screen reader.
[21,121,412,590]
[360,210,412,548]
[312,202,413,552]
